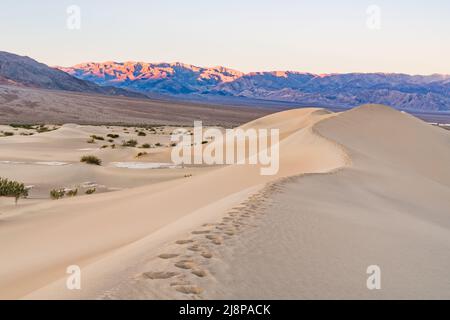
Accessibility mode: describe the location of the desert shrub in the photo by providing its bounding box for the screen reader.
[136,152,148,158]
[66,188,78,197]
[85,188,96,195]
[86,138,95,144]
[107,134,119,139]
[101,145,108,149]
[108,139,114,143]
[141,143,151,148]
[80,155,102,165]
[36,125,49,133]
[155,142,162,147]
[90,135,105,141]
[111,144,116,149]
[122,139,138,147]
[138,131,146,136]
[50,188,66,200]
[36,125,58,133]
[10,124,35,129]
[2,131,14,136]
[0,177,29,204]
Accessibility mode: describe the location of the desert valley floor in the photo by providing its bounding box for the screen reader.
[0,104,449,299]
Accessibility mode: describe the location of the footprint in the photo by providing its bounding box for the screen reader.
[206,235,223,245]
[142,271,179,280]
[170,280,191,287]
[191,230,210,235]
[192,269,207,278]
[175,260,196,270]
[187,245,202,252]
[176,239,194,245]
[202,223,216,227]
[175,285,204,295]
[201,252,213,259]
[158,253,179,259]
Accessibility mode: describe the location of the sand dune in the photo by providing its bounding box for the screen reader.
[197,105,450,299]
[0,104,449,299]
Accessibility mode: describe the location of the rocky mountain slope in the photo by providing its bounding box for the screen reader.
[0,52,144,98]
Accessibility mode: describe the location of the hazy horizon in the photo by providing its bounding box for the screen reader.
[1,0,449,75]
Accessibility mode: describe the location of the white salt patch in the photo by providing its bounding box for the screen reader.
[0,160,26,165]
[111,162,180,169]
[35,161,69,166]
[81,181,98,188]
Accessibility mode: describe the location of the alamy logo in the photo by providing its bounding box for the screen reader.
[66,265,81,290]
[366,5,381,30]
[366,265,381,290]
[171,121,280,175]
[66,5,81,30]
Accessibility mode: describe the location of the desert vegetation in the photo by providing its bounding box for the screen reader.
[90,135,105,141]
[85,188,96,195]
[136,152,148,158]
[0,131,14,137]
[80,155,102,166]
[0,177,29,204]
[66,188,78,197]
[122,139,138,147]
[50,188,66,200]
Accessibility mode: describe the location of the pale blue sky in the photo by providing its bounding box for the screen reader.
[0,0,449,74]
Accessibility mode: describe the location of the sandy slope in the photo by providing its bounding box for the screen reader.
[1,104,448,299]
[0,108,347,299]
[201,105,450,299]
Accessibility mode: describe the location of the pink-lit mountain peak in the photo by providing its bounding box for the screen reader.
[59,61,245,83]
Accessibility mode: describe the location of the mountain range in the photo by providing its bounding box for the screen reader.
[59,61,450,112]
[0,51,449,112]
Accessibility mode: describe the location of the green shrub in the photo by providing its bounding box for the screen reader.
[85,188,96,195]
[90,135,105,141]
[80,155,102,165]
[136,152,148,158]
[0,177,29,204]
[66,189,78,197]
[50,188,65,200]
[10,124,35,130]
[122,139,138,147]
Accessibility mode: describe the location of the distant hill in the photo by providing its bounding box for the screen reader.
[0,51,145,98]
[60,61,450,112]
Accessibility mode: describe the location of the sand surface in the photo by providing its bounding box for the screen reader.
[0,104,449,299]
